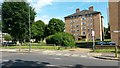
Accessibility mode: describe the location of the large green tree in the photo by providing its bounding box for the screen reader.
[31,20,45,42]
[46,18,65,36]
[2,2,36,43]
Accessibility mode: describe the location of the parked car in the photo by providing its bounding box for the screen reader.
[106,42,115,45]
[2,42,16,46]
[96,42,107,45]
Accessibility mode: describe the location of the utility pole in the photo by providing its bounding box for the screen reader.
[28,4,31,52]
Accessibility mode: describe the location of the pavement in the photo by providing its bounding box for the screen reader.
[0,48,120,61]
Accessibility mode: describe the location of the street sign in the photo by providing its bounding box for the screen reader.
[92,31,95,36]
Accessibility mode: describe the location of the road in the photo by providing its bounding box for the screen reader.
[0,52,119,68]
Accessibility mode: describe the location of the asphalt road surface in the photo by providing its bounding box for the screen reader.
[0,52,119,68]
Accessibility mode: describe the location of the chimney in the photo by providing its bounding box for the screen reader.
[89,6,94,11]
[76,8,80,13]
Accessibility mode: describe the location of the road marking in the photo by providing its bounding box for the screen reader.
[64,54,71,56]
[54,58,61,60]
[71,54,79,57]
[45,64,58,67]
[80,55,87,58]
[55,53,62,56]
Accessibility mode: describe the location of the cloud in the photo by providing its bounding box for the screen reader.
[35,15,50,24]
[30,0,53,13]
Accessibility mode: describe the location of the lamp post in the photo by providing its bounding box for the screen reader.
[28,4,31,52]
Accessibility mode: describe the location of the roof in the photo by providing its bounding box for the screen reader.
[64,10,101,18]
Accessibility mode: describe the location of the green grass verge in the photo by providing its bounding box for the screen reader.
[0,45,75,50]
[95,49,120,53]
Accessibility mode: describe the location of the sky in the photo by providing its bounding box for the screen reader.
[0,0,109,27]
[29,0,109,27]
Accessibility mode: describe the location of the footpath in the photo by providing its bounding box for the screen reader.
[0,48,119,61]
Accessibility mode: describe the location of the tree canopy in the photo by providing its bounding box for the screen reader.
[31,20,45,42]
[46,18,65,36]
[104,23,111,39]
[2,2,36,42]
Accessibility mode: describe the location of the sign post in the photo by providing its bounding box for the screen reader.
[92,31,95,52]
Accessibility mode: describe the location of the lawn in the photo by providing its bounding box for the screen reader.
[94,49,120,53]
[0,45,75,50]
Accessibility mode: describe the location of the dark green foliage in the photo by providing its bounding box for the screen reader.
[2,2,36,42]
[104,23,111,39]
[46,32,75,47]
[31,20,45,42]
[46,18,65,36]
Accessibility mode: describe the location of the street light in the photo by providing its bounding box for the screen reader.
[28,4,31,52]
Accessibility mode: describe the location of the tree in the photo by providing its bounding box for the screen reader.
[4,34,12,42]
[46,32,75,47]
[104,23,111,39]
[46,18,65,36]
[2,2,36,43]
[31,20,45,42]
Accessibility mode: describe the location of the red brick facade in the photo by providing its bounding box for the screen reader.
[64,6,104,41]
[109,1,120,45]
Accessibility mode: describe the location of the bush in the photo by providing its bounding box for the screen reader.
[95,38,100,41]
[46,32,75,47]
[4,34,12,41]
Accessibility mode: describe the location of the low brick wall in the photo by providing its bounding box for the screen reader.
[95,45,120,49]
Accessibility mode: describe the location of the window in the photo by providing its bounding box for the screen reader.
[76,24,79,27]
[77,30,79,32]
[76,20,79,22]
[81,22,86,25]
[88,23,93,26]
[70,22,72,24]
[90,18,93,21]
[90,23,93,26]
[91,28,93,31]
[82,26,86,30]
[88,28,90,31]
[81,16,86,20]
[82,32,86,35]
[90,14,92,17]
[77,34,80,36]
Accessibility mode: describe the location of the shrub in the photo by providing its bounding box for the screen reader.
[95,38,100,41]
[46,32,75,47]
[4,34,12,41]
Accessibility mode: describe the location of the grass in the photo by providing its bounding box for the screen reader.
[0,45,75,50]
[94,49,120,53]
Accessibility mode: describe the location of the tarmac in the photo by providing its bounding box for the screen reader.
[0,48,120,61]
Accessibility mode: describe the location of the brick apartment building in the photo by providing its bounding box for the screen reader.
[109,1,120,45]
[64,6,104,41]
